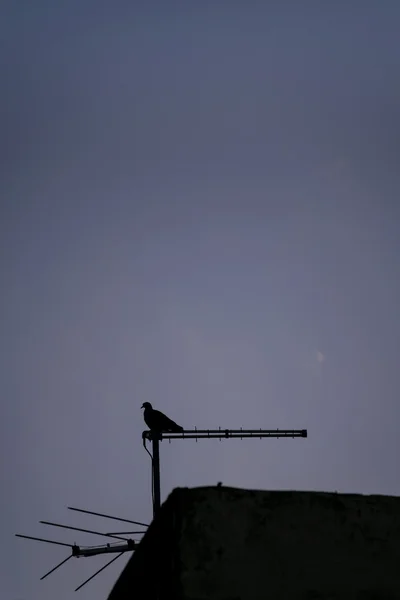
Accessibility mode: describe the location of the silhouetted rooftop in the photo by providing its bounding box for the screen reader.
[108,486,400,600]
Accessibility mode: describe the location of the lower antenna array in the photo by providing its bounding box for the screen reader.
[15,506,148,592]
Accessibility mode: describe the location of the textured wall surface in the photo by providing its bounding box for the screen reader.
[177,486,400,600]
[108,486,400,600]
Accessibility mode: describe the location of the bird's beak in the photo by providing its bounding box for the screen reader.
[141,404,144,409]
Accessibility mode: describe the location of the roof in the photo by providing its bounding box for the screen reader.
[108,486,400,600]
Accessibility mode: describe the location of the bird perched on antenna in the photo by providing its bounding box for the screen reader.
[141,402,184,433]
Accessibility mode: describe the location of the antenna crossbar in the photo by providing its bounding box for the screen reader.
[105,531,145,535]
[143,428,307,440]
[77,541,135,557]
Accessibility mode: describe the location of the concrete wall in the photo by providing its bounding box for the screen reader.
[108,486,400,600]
[178,487,400,599]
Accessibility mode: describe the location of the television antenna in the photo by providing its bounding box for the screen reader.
[15,506,148,592]
[142,426,308,518]
[16,422,308,591]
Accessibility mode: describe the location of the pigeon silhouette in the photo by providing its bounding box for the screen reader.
[141,402,184,433]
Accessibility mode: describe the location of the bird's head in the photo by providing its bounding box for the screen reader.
[141,402,152,410]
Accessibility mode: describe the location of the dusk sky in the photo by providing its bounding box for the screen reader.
[1,2,400,599]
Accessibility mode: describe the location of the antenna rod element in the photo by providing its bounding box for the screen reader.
[40,554,73,580]
[39,520,129,541]
[15,534,74,548]
[67,506,148,527]
[75,552,124,592]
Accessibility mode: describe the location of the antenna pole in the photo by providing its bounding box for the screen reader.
[152,433,161,518]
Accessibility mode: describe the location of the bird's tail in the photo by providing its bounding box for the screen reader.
[170,423,184,433]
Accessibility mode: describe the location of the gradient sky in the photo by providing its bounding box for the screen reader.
[2,2,400,599]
